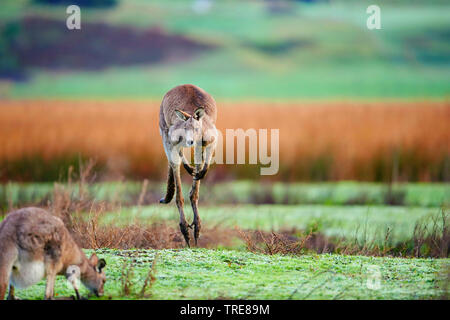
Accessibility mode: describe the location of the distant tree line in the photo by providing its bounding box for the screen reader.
[0,22,24,80]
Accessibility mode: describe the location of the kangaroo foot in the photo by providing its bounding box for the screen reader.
[190,219,201,246]
[179,221,190,248]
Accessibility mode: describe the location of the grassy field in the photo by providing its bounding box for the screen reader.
[2,182,448,246]
[1,181,448,300]
[1,0,449,99]
[106,204,445,244]
[0,100,449,182]
[13,248,449,300]
[2,181,448,210]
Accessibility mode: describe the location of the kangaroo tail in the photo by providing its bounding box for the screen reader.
[159,166,175,204]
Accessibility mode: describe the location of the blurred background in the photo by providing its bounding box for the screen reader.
[0,0,449,186]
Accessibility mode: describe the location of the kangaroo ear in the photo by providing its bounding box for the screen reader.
[175,109,190,121]
[97,259,106,272]
[89,253,99,266]
[194,107,205,120]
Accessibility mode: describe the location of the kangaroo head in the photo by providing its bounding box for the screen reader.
[80,253,107,297]
[171,107,205,147]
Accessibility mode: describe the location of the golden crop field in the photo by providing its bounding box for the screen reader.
[0,100,449,182]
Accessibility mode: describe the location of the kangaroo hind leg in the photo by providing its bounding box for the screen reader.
[0,245,18,300]
[189,175,201,246]
[171,160,190,247]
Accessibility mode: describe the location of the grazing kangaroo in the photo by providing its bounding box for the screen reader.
[0,207,107,300]
[159,84,218,247]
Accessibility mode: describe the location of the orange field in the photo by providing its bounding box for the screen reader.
[0,100,449,182]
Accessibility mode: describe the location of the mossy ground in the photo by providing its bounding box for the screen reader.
[14,248,448,300]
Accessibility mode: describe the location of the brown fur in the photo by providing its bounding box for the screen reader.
[159,84,218,247]
[0,207,106,300]
[159,84,217,131]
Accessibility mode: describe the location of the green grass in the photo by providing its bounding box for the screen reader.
[1,181,447,245]
[14,248,449,300]
[3,179,448,300]
[2,0,450,99]
[2,181,448,211]
[106,204,444,244]
[2,181,448,245]
[215,181,450,207]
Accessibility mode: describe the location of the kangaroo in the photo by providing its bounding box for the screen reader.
[0,207,107,300]
[159,84,218,247]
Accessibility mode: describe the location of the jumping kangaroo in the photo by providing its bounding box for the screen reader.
[159,84,218,247]
[0,207,107,300]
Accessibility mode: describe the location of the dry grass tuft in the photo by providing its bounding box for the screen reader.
[238,209,449,259]
[238,228,335,255]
